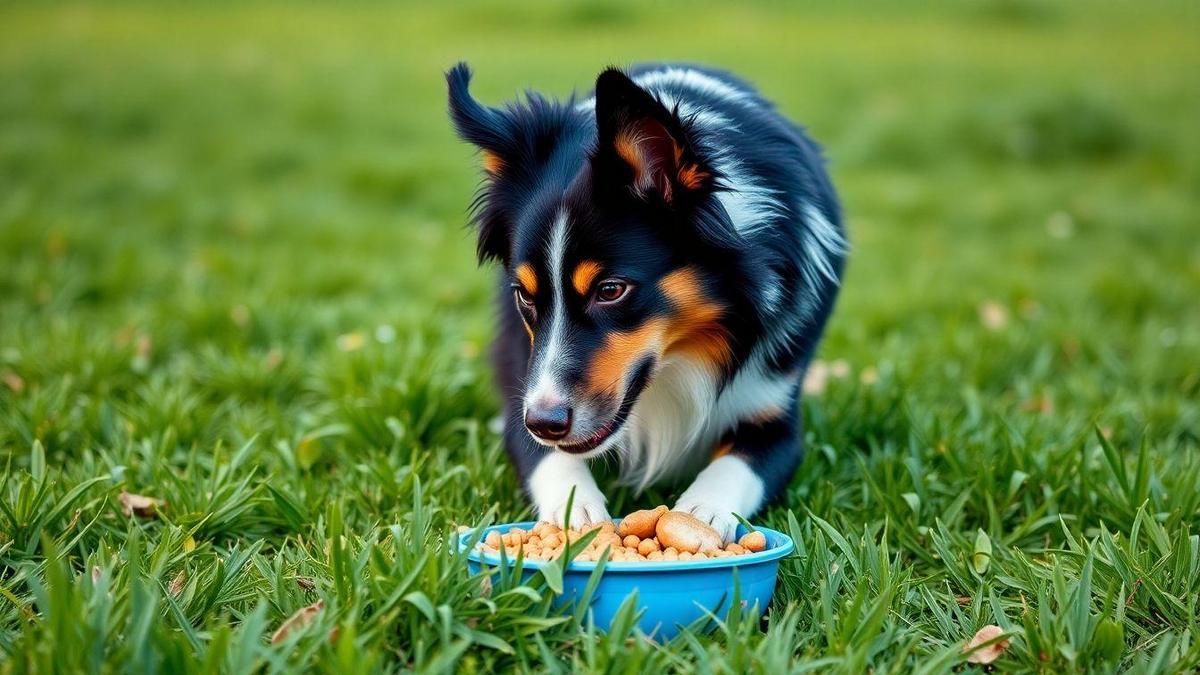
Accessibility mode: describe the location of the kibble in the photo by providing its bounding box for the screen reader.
[637,538,660,556]
[474,506,770,563]
[739,531,767,553]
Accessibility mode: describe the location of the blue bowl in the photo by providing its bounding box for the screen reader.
[461,520,794,639]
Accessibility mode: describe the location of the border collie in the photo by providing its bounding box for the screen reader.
[447,63,845,541]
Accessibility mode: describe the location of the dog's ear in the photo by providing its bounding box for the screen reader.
[447,62,513,180]
[592,68,713,205]
[447,62,516,263]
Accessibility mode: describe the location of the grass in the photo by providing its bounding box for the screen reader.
[1,0,1199,671]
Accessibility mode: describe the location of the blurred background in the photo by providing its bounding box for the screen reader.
[1,1,1197,494]
[1,2,1199,667]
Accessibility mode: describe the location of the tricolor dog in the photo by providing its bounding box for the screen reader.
[448,63,845,541]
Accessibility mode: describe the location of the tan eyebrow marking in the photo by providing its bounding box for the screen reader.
[515,263,537,295]
[571,260,603,296]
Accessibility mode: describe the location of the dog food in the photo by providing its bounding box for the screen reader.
[655,511,723,554]
[472,506,771,563]
[617,505,668,538]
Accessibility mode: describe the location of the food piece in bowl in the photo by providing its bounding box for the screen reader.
[739,531,767,552]
[655,511,723,554]
[637,538,660,556]
[618,505,668,539]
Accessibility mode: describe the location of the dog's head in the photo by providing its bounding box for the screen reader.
[448,64,755,456]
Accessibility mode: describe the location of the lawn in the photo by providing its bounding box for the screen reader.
[1,1,1199,672]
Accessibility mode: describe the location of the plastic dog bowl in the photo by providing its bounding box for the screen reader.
[461,520,794,639]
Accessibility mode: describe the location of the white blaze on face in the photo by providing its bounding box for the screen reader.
[523,209,571,442]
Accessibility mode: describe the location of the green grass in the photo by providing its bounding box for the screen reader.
[2,1,1199,671]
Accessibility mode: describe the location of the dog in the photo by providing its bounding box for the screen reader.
[447,63,845,541]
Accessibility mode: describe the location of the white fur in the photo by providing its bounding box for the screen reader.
[678,103,736,132]
[799,202,848,289]
[615,352,797,494]
[529,452,610,527]
[618,357,718,490]
[710,152,787,237]
[710,354,799,433]
[674,455,766,543]
[524,209,571,439]
[633,67,753,106]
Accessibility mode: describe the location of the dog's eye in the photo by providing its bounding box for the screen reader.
[595,280,629,304]
[514,287,535,308]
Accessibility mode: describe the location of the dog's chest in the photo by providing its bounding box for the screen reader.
[617,352,798,490]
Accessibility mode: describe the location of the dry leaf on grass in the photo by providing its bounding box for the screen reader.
[119,491,164,518]
[963,624,1010,664]
[271,600,325,644]
[168,571,186,596]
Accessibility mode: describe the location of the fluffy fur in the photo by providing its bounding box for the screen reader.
[448,62,845,540]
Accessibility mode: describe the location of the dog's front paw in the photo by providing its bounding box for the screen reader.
[672,498,740,543]
[540,492,610,530]
[673,456,765,543]
[529,453,610,529]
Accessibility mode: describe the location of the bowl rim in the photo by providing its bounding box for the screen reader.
[460,520,795,573]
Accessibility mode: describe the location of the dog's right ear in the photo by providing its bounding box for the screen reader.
[447,62,514,180]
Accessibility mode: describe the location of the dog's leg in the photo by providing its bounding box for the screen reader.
[503,407,610,528]
[529,451,610,529]
[673,408,802,542]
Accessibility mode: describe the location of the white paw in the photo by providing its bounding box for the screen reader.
[528,452,610,529]
[542,494,611,530]
[673,498,741,543]
[673,456,766,543]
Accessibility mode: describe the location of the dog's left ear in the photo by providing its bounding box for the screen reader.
[447,62,514,180]
[592,68,712,205]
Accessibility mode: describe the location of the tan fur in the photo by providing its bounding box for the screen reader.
[586,319,666,396]
[572,260,603,296]
[659,267,732,371]
[515,263,537,295]
[710,440,734,461]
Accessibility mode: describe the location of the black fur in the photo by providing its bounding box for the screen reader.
[448,62,845,517]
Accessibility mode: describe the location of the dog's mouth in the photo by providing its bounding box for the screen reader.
[555,357,655,455]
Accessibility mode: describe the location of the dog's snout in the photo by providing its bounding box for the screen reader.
[525,402,573,441]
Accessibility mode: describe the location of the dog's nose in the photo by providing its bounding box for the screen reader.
[525,403,572,441]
